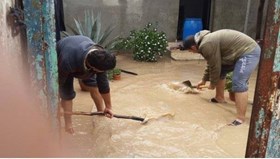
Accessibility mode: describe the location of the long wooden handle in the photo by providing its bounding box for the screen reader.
[65,111,145,122]
[182,80,208,89]
[191,85,209,89]
[113,114,145,122]
[120,69,138,75]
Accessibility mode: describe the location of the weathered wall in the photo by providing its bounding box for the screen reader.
[63,0,265,42]
[63,0,180,41]
[210,0,266,39]
[0,0,27,70]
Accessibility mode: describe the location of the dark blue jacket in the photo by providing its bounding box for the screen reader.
[57,35,109,93]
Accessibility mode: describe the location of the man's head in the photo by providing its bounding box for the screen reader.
[182,35,198,53]
[87,49,116,71]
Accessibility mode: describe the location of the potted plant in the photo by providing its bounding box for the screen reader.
[113,68,121,80]
[225,72,235,102]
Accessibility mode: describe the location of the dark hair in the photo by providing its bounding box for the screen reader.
[87,50,116,71]
[182,35,196,50]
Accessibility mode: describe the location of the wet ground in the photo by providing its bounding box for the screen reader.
[61,53,257,157]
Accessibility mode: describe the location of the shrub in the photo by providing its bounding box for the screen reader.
[107,69,114,80]
[225,72,233,92]
[118,23,168,62]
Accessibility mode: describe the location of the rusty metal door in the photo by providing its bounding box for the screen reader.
[246,0,280,157]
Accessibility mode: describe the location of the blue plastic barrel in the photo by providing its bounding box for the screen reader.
[182,18,203,40]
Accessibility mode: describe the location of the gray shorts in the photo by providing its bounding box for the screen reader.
[231,45,261,92]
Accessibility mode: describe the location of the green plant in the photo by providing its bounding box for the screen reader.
[225,72,233,92]
[62,10,119,50]
[117,22,168,62]
[106,69,114,80]
[112,37,128,53]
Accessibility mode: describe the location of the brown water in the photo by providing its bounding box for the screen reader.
[65,54,257,157]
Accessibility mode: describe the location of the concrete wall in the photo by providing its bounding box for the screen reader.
[63,0,267,41]
[210,0,266,39]
[0,0,27,70]
[63,0,180,41]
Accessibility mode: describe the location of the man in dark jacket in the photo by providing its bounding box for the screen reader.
[182,29,261,126]
[57,35,116,134]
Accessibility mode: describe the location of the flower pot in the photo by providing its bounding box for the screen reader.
[113,74,121,80]
[229,91,235,102]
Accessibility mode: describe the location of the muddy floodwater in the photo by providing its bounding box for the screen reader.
[61,53,257,158]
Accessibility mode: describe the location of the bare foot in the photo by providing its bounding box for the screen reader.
[65,127,75,135]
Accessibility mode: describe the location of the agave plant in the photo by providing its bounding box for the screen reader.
[62,10,119,50]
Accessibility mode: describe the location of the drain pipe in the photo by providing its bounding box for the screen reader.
[243,0,251,34]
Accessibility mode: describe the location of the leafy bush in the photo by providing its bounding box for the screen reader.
[117,23,168,62]
[225,72,233,92]
[62,10,119,50]
[107,69,114,80]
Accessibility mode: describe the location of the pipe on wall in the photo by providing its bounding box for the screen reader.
[243,0,251,34]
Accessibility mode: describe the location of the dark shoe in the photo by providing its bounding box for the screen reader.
[210,98,219,103]
[210,98,227,103]
[228,119,243,126]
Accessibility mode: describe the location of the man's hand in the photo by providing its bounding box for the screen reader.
[196,80,206,89]
[104,107,113,118]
